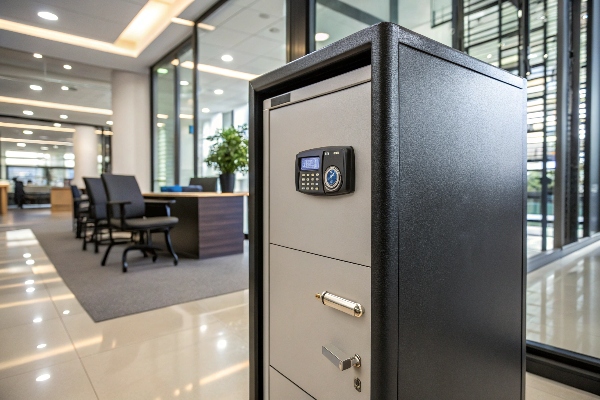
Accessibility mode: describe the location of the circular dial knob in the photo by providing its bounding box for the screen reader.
[324,166,342,191]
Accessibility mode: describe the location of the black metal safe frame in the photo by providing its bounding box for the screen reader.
[249,23,527,399]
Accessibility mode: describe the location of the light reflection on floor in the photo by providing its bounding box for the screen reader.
[527,240,600,360]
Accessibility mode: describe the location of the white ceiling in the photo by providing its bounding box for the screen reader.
[0,47,112,126]
[0,0,216,73]
[0,0,216,125]
[0,0,147,43]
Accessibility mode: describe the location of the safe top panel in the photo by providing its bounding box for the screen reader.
[268,81,371,267]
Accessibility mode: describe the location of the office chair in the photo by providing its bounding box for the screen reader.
[189,177,218,192]
[82,177,109,253]
[70,185,89,238]
[101,174,179,272]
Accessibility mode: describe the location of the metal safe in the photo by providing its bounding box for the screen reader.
[249,23,526,400]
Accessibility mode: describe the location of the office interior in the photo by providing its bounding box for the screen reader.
[0,0,598,399]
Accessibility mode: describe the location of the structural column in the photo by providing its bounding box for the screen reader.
[72,125,97,187]
[111,70,151,192]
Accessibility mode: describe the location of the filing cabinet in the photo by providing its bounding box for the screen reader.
[250,23,526,400]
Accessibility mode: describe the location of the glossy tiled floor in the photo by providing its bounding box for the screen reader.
[0,213,598,399]
[0,228,249,399]
[527,241,600,359]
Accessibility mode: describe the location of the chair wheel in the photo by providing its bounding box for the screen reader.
[122,263,128,273]
[152,255,158,262]
[173,259,178,266]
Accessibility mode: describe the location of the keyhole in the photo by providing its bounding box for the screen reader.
[354,377,361,393]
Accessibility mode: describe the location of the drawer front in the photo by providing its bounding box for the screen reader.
[268,82,371,267]
[270,367,314,400]
[269,244,371,399]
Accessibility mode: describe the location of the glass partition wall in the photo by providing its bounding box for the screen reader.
[152,0,286,192]
[0,116,112,205]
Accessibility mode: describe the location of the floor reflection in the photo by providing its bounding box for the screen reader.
[527,241,600,359]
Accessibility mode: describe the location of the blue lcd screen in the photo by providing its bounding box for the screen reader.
[300,157,320,171]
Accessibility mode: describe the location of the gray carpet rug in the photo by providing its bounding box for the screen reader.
[32,216,248,322]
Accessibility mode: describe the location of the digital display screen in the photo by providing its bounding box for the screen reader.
[300,157,320,171]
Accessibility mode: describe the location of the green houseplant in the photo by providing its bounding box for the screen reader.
[204,124,249,192]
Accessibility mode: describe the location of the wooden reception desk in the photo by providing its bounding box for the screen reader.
[143,192,248,259]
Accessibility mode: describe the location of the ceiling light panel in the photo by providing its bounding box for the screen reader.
[33,53,43,59]
[0,96,112,115]
[1,137,73,146]
[0,122,74,132]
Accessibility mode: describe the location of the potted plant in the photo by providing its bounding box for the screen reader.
[204,124,249,193]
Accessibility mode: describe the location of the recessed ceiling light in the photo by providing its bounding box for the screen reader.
[201,108,210,113]
[487,54,492,59]
[36,373,50,381]
[59,114,68,119]
[23,253,31,258]
[38,12,58,21]
[214,89,223,95]
[26,287,35,293]
[106,120,113,126]
[41,146,48,150]
[23,110,34,116]
[23,130,33,134]
[26,259,35,265]
[61,86,69,91]
[33,53,43,59]
[157,114,168,119]
[53,145,58,148]
[30,85,42,91]
[63,64,72,70]
[37,343,47,349]
[17,143,26,147]
[221,54,233,62]
[157,68,169,74]
[62,310,70,315]
[33,317,42,323]
[53,123,61,127]
[315,32,330,42]
[25,279,34,284]
[157,122,165,128]
[180,80,189,86]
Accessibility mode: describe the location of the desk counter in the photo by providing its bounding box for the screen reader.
[143,192,248,259]
[0,183,9,215]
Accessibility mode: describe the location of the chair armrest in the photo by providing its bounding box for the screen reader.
[106,201,131,227]
[107,201,132,205]
[144,199,174,217]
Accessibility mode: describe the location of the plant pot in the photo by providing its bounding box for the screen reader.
[219,173,235,193]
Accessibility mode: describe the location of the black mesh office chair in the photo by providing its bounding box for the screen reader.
[82,177,109,253]
[70,185,89,238]
[189,177,218,192]
[101,174,179,272]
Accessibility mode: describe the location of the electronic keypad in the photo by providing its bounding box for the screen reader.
[295,146,355,195]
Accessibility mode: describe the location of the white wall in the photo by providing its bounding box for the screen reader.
[72,125,98,187]
[111,70,151,192]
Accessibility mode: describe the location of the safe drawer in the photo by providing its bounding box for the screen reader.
[269,244,371,399]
